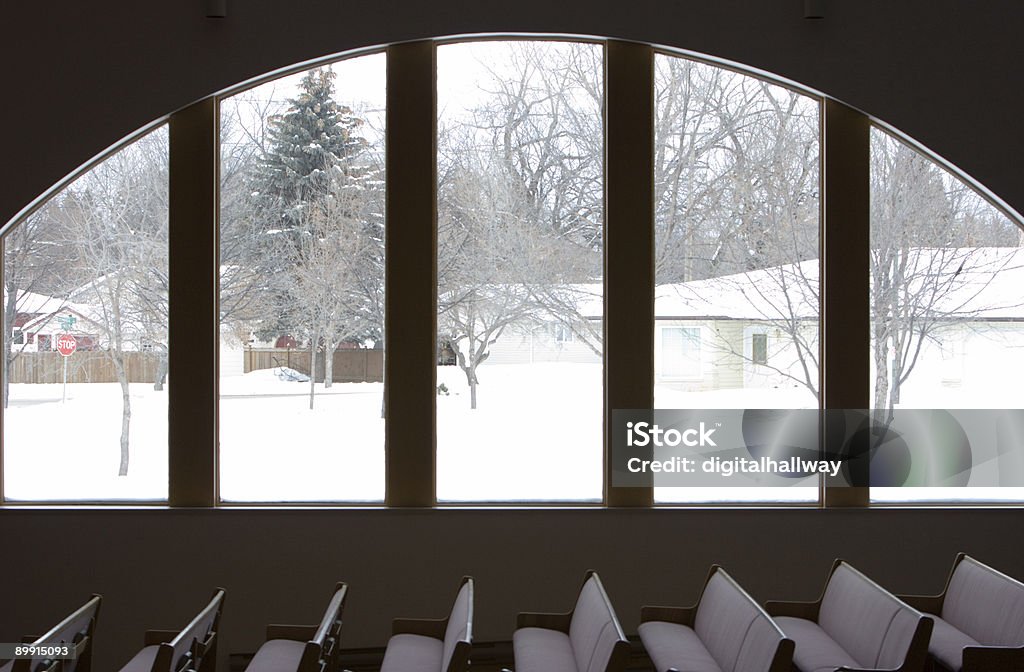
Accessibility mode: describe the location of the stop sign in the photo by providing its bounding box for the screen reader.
[56,333,77,357]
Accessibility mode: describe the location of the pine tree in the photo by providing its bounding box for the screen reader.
[254,68,368,225]
[246,67,384,394]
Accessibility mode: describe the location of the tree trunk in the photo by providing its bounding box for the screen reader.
[117,360,131,476]
[3,284,18,409]
[889,355,903,409]
[453,343,480,410]
[2,333,9,410]
[873,326,890,412]
[309,331,318,410]
[153,348,168,391]
[324,339,334,388]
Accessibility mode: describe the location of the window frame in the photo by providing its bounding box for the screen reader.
[1,36,1021,508]
[658,325,703,381]
[214,48,390,506]
[750,332,768,367]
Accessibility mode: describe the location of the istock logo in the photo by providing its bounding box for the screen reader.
[625,421,717,447]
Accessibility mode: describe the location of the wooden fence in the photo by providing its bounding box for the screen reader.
[9,351,162,384]
[243,348,384,383]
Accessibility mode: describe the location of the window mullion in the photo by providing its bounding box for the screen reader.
[0,235,5,504]
[605,40,655,507]
[168,98,218,506]
[385,41,437,507]
[822,100,870,507]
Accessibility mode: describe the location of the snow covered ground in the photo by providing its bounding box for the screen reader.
[3,362,1021,502]
[436,363,602,502]
[4,381,169,501]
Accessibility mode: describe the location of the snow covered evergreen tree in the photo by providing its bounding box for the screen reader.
[241,67,384,396]
[253,68,368,226]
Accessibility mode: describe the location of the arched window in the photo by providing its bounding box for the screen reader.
[2,36,1021,507]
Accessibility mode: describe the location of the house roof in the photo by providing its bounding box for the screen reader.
[19,304,106,333]
[575,247,1024,321]
[2,289,67,316]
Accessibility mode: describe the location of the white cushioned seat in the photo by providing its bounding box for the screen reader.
[907,555,1024,672]
[117,644,159,672]
[637,621,722,672]
[380,633,444,672]
[512,573,627,672]
[770,562,929,672]
[513,627,577,672]
[928,615,980,672]
[380,578,473,672]
[245,640,307,672]
[640,569,791,672]
[775,616,860,672]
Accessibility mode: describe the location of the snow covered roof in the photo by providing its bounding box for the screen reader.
[20,303,107,333]
[655,260,820,321]
[2,289,67,316]
[652,247,1024,321]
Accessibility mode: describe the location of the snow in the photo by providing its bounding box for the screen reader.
[219,374,385,502]
[4,381,169,501]
[4,360,1023,503]
[436,362,603,502]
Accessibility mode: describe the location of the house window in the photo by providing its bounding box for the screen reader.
[553,324,574,343]
[661,326,701,379]
[2,126,169,502]
[217,53,386,503]
[435,40,604,503]
[751,332,768,365]
[11,329,23,345]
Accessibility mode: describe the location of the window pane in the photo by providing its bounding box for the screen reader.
[3,126,169,501]
[652,54,821,504]
[218,54,386,502]
[436,41,604,502]
[869,129,1024,502]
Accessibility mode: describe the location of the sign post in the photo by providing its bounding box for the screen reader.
[56,333,77,403]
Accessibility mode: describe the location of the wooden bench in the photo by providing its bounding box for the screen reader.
[380,576,473,672]
[117,589,225,672]
[898,553,1024,672]
[639,566,793,672]
[512,571,629,672]
[766,560,931,672]
[0,595,102,672]
[245,582,347,672]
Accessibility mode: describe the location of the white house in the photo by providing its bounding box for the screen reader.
[483,247,1024,405]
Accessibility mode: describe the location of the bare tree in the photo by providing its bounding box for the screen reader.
[287,180,379,407]
[870,130,1022,415]
[2,198,76,407]
[437,42,603,409]
[54,129,168,475]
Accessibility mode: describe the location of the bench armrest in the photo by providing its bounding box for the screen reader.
[640,605,696,626]
[516,612,572,632]
[962,644,1024,672]
[894,593,943,614]
[144,630,180,646]
[266,624,318,641]
[763,600,819,620]
[392,617,447,639]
